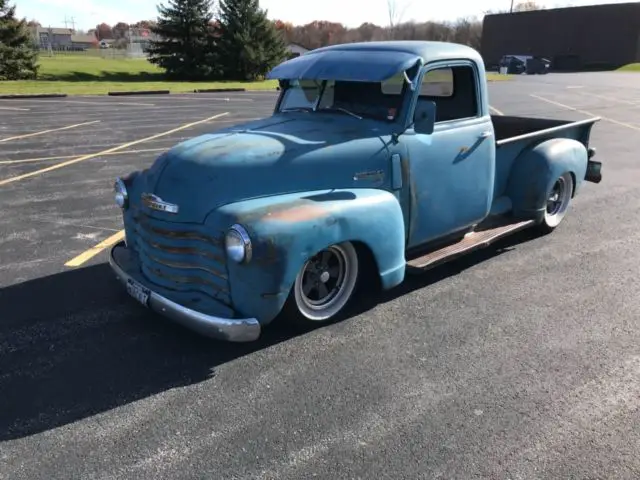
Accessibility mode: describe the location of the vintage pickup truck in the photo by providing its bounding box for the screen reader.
[109,41,603,342]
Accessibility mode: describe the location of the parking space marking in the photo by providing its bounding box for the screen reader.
[165,96,254,102]
[0,111,229,187]
[0,99,155,107]
[572,90,639,106]
[490,105,504,115]
[530,94,639,132]
[64,230,125,267]
[0,106,30,111]
[0,147,168,165]
[0,120,100,143]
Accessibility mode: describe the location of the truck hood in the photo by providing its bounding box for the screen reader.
[137,114,393,223]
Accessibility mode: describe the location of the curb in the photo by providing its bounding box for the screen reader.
[194,88,246,93]
[0,93,68,99]
[107,90,171,96]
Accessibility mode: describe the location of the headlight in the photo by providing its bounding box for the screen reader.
[114,177,128,209]
[225,224,252,263]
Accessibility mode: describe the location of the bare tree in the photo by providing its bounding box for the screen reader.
[387,0,411,39]
[513,1,543,12]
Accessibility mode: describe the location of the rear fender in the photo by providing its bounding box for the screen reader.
[506,138,587,221]
[207,189,406,323]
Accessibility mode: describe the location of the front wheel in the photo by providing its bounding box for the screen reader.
[283,241,360,328]
[538,171,574,233]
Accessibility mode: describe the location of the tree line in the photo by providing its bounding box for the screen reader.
[1,0,542,81]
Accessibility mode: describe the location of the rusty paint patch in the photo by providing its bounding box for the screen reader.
[236,199,331,225]
[144,265,229,294]
[262,203,330,222]
[135,214,222,246]
[140,236,225,264]
[145,251,227,281]
[354,169,384,183]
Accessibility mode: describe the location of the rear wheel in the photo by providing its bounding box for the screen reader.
[283,241,360,328]
[538,171,574,233]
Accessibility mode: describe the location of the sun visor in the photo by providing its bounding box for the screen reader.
[267,50,423,83]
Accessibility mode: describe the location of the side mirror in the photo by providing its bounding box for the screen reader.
[413,101,436,135]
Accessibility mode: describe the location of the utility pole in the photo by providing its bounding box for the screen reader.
[62,16,76,31]
[510,0,515,12]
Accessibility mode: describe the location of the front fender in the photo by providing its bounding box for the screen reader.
[506,138,588,221]
[206,189,406,324]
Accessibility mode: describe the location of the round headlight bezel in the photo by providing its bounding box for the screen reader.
[114,177,128,209]
[225,224,252,264]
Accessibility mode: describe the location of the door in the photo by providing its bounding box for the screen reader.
[406,62,496,249]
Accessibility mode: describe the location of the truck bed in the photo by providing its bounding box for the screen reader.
[491,114,600,202]
[492,115,597,145]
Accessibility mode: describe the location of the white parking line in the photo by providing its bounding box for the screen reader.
[572,90,639,106]
[0,106,30,111]
[530,94,638,132]
[0,120,100,143]
[0,112,229,186]
[490,105,504,115]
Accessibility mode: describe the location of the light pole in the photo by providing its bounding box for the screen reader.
[510,0,515,12]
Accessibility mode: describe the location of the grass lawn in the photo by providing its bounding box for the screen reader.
[0,52,510,96]
[616,63,640,72]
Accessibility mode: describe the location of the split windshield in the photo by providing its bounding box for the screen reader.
[277,72,408,122]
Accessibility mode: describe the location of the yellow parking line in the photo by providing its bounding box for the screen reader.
[0,147,168,165]
[530,94,638,132]
[0,111,229,187]
[65,230,125,267]
[0,120,100,143]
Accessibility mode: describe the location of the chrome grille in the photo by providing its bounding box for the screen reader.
[131,212,231,305]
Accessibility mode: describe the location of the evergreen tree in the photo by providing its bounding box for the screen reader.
[215,0,287,81]
[147,0,218,80]
[0,0,38,81]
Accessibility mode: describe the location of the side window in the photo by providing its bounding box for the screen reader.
[420,68,454,97]
[415,65,479,124]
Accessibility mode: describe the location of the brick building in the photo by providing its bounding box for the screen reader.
[481,2,640,71]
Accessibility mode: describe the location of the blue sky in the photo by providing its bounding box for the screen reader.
[15,0,632,30]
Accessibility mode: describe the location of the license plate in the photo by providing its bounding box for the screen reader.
[126,278,150,307]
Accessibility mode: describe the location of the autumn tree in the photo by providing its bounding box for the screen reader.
[0,0,38,80]
[214,0,287,81]
[147,0,218,79]
[95,22,113,40]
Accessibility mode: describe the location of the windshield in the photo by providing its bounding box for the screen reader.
[277,72,408,122]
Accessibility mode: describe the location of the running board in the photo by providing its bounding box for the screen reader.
[406,218,535,273]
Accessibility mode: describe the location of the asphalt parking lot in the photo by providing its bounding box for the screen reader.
[1,76,639,479]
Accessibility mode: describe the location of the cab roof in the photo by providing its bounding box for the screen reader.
[267,41,483,82]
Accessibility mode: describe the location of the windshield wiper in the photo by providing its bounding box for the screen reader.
[321,107,362,120]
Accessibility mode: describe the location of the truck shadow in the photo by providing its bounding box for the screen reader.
[0,228,540,441]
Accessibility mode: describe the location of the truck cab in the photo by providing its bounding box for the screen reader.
[109,41,602,342]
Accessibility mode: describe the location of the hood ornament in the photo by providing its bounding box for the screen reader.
[141,193,179,214]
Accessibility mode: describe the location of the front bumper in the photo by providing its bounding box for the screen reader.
[108,241,261,342]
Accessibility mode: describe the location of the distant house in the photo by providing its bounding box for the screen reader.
[30,26,73,49]
[29,26,98,51]
[71,33,98,49]
[286,43,309,59]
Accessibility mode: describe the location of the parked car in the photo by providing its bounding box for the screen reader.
[499,54,551,74]
[109,41,602,342]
